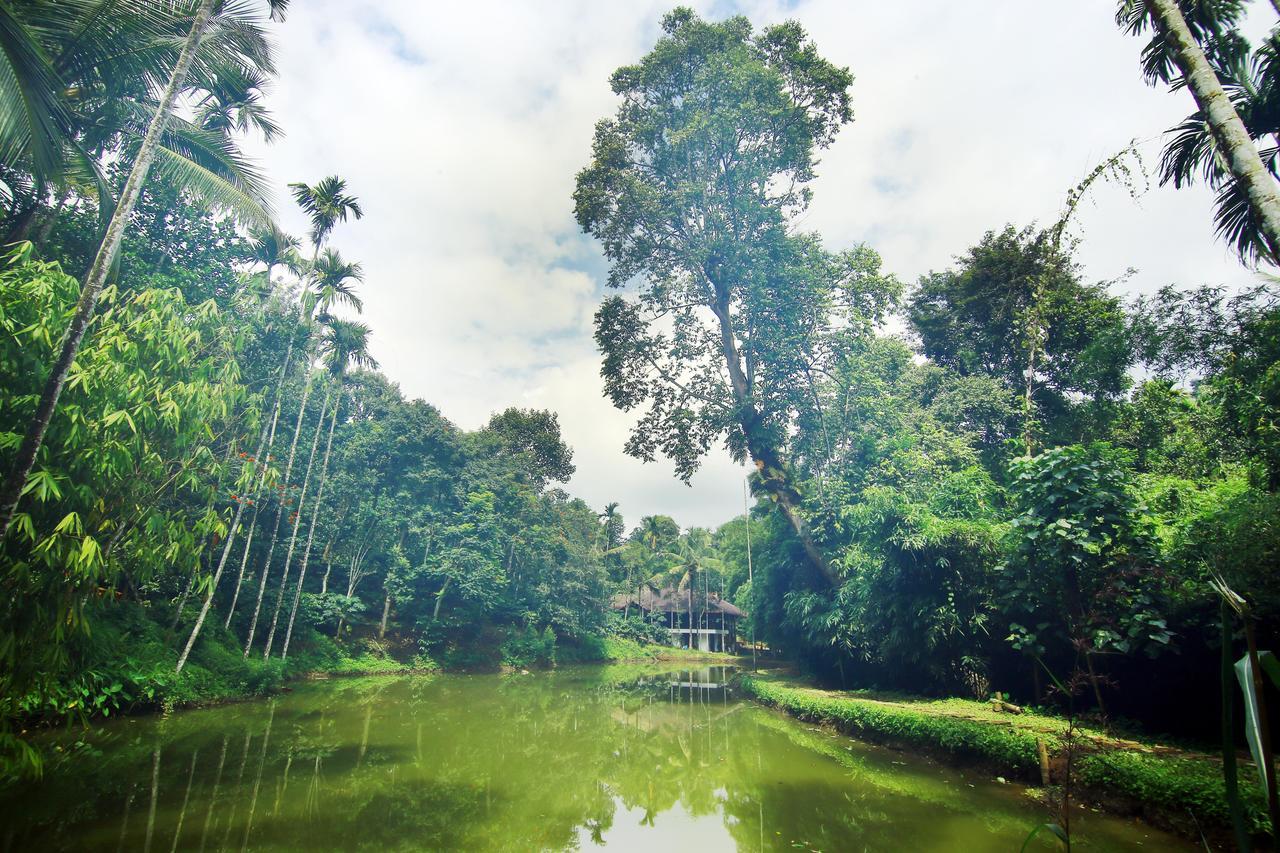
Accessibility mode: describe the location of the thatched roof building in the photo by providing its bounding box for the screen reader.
[611,584,744,652]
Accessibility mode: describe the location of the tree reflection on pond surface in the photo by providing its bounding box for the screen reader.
[0,665,1191,851]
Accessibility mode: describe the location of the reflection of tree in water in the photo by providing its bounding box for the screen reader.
[0,668,1183,852]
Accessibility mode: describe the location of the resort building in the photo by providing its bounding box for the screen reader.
[611,585,745,653]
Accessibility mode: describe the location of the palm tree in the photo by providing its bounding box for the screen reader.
[255,254,365,658]
[657,529,724,652]
[238,227,363,657]
[308,250,365,315]
[289,176,364,250]
[0,0,284,538]
[248,226,301,287]
[1118,0,1280,264]
[196,66,282,142]
[279,320,377,661]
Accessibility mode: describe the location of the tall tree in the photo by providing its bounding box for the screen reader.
[242,248,363,655]
[574,9,895,588]
[0,0,280,537]
[482,408,575,490]
[279,320,377,661]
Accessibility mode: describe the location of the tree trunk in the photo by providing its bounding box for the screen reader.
[0,0,218,538]
[378,592,391,639]
[263,377,328,659]
[1084,651,1108,719]
[1148,0,1280,263]
[224,321,297,630]
[1221,602,1252,852]
[432,577,451,622]
[169,563,199,635]
[244,368,314,657]
[174,409,276,673]
[707,294,837,588]
[175,493,249,674]
[279,385,340,661]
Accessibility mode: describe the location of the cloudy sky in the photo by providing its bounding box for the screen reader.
[245,0,1268,531]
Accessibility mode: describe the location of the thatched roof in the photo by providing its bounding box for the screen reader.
[611,585,745,617]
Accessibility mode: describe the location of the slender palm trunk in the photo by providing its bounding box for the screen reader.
[0,0,218,538]
[263,377,330,659]
[1148,0,1280,263]
[244,369,314,656]
[224,333,294,629]
[174,414,276,674]
[280,386,340,660]
[173,440,241,634]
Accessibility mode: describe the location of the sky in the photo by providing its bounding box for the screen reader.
[245,0,1269,531]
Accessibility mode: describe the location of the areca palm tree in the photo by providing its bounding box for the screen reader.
[278,319,377,661]
[656,529,724,651]
[289,176,363,249]
[0,0,284,539]
[196,66,282,142]
[248,225,301,286]
[309,249,365,315]
[243,248,364,657]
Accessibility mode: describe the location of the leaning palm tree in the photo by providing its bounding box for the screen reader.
[242,249,364,657]
[1118,0,1280,264]
[0,0,286,538]
[278,320,377,661]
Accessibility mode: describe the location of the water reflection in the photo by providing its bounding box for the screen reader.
[0,666,1190,852]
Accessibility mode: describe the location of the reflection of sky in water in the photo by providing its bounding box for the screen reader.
[0,665,1192,852]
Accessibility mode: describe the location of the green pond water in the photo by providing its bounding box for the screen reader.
[1,664,1191,851]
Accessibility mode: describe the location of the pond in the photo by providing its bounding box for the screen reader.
[0,664,1191,851]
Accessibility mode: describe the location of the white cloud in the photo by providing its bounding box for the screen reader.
[246,0,1271,530]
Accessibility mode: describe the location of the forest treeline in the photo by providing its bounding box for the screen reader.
[1,0,1279,808]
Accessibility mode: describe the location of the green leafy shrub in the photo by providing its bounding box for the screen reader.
[500,627,556,668]
[1077,751,1268,832]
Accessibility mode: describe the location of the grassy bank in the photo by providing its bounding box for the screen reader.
[738,672,1268,840]
[11,605,433,733]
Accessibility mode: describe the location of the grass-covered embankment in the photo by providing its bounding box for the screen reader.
[11,604,433,733]
[737,672,1268,838]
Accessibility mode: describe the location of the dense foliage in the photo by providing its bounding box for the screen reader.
[4,6,1280,825]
